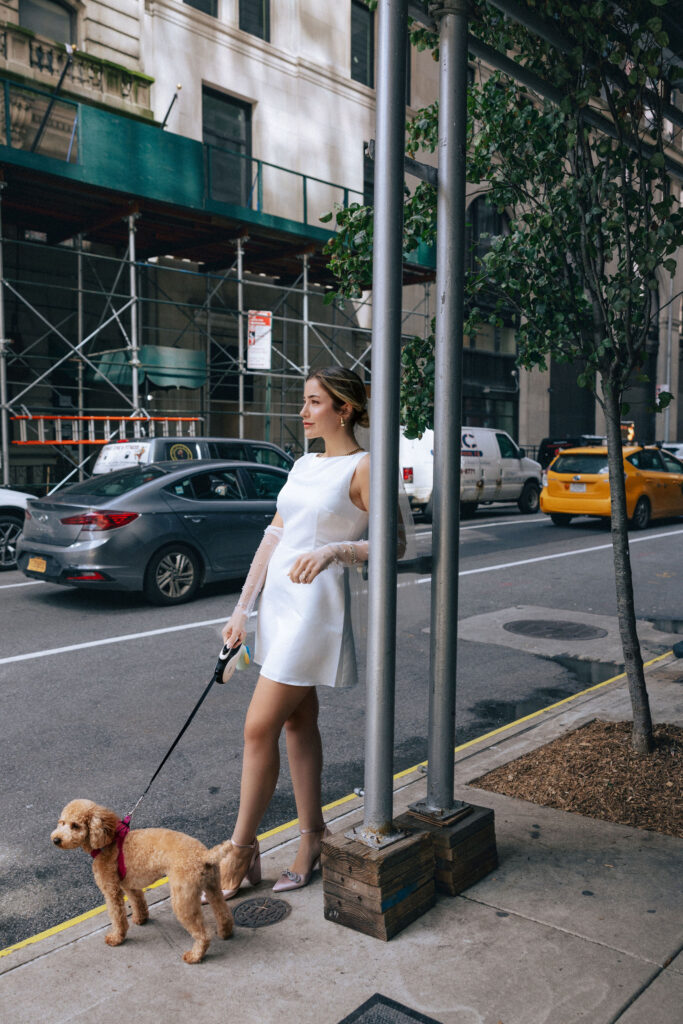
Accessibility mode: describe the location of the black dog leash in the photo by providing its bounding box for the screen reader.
[125,644,242,822]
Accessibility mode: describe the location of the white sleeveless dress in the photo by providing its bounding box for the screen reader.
[254,451,369,688]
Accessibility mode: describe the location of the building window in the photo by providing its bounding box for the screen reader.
[19,0,75,43]
[203,88,253,208]
[351,1,374,88]
[239,0,270,42]
[184,0,218,15]
[363,141,375,206]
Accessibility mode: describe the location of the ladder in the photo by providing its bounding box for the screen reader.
[11,415,202,445]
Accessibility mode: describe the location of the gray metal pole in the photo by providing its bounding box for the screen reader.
[421,1,470,817]
[0,189,10,486]
[236,237,245,439]
[356,0,408,843]
[302,252,310,454]
[128,215,141,431]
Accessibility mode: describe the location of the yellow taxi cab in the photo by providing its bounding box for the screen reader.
[540,445,683,529]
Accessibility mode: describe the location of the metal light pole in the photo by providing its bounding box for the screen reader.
[352,0,409,846]
[411,0,471,821]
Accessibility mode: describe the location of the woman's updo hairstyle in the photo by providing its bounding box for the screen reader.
[307,366,370,429]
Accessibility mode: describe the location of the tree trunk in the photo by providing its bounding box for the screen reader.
[602,380,654,753]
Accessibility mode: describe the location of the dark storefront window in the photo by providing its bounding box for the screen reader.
[203,88,252,208]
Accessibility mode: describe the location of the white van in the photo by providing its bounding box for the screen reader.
[400,427,542,518]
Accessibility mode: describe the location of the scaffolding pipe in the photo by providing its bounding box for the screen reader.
[302,252,310,453]
[424,1,470,815]
[236,237,245,438]
[0,191,10,486]
[77,235,85,478]
[128,215,141,432]
[360,0,408,841]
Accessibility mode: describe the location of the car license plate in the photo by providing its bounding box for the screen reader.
[569,483,586,492]
[27,556,47,573]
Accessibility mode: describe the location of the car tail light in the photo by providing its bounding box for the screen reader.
[542,471,547,487]
[403,467,413,483]
[66,572,107,581]
[60,511,139,531]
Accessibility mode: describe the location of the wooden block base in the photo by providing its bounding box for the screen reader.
[395,804,497,896]
[321,829,435,941]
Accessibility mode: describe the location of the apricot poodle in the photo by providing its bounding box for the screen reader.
[51,799,243,963]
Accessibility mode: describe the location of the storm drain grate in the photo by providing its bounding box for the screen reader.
[503,619,608,640]
[337,994,443,1024]
[232,896,291,928]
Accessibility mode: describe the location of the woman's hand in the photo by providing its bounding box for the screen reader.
[288,547,334,585]
[221,606,248,648]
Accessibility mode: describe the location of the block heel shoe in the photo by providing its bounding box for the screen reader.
[201,837,261,904]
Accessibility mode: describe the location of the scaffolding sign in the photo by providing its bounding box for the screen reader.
[247,311,273,370]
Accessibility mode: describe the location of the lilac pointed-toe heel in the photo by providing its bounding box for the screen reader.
[272,825,331,893]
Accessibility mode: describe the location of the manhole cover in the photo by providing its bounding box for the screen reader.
[233,896,291,928]
[502,619,608,640]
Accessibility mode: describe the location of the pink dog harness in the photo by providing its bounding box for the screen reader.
[90,816,131,880]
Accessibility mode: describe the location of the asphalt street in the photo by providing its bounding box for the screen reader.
[1,507,682,949]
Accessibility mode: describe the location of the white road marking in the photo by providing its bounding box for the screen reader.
[2,527,681,665]
[0,581,43,589]
[0,616,227,666]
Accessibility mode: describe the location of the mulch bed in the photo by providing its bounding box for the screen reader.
[471,719,683,839]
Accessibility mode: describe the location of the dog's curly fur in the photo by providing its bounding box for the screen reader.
[51,799,240,963]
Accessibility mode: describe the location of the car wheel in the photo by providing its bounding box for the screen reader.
[550,513,573,527]
[144,545,201,605]
[518,481,541,514]
[460,502,477,519]
[0,513,23,571]
[630,496,651,531]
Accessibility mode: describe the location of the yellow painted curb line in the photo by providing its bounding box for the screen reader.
[1,648,672,962]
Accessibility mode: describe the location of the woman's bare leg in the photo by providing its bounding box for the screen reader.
[223,675,314,890]
[284,687,326,876]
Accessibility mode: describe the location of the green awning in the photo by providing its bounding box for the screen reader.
[89,346,206,390]
[139,345,206,389]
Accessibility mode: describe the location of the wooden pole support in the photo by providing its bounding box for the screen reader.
[395,804,498,896]
[321,829,435,941]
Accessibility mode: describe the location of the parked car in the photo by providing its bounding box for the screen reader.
[662,442,683,461]
[536,434,603,469]
[16,460,288,605]
[540,445,683,529]
[400,426,542,519]
[92,436,293,475]
[0,485,35,571]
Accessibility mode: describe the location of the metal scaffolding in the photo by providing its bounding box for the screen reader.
[0,207,432,489]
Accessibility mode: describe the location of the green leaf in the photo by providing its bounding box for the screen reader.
[318,212,333,224]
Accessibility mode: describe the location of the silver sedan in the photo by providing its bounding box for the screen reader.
[16,460,287,605]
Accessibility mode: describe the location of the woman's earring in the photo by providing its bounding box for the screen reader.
[340,417,345,428]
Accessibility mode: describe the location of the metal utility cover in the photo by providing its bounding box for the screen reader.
[232,896,291,928]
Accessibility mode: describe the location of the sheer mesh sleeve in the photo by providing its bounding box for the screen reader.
[236,525,283,614]
[324,540,369,566]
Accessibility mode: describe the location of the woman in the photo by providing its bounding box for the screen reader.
[217,366,370,897]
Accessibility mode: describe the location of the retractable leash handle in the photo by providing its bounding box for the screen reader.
[215,642,251,684]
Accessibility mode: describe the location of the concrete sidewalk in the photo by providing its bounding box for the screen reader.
[1,656,681,1024]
